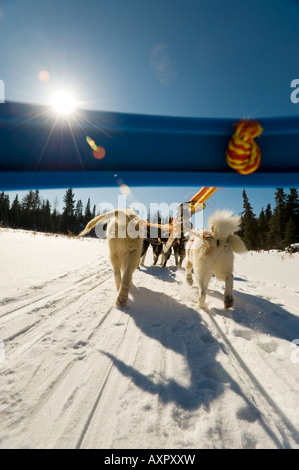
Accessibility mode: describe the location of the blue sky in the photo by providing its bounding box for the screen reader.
[1,0,298,221]
[1,0,299,118]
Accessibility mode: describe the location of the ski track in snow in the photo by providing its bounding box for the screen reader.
[0,229,299,449]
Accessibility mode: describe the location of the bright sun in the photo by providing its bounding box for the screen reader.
[50,90,77,115]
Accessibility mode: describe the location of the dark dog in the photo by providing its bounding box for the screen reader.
[140,223,165,266]
[171,237,187,268]
[140,222,187,268]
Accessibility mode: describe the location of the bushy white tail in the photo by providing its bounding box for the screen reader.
[209,209,242,241]
[227,233,247,254]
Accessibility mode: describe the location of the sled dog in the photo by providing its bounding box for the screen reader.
[185,210,247,309]
[80,209,144,307]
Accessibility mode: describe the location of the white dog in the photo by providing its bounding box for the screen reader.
[185,210,247,309]
[80,209,144,307]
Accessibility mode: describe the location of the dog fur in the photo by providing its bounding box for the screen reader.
[80,209,144,307]
[185,209,247,309]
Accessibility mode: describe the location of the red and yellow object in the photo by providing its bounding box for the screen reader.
[226,120,263,175]
[189,186,218,213]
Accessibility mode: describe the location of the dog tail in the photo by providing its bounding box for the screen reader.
[209,210,242,239]
[79,210,119,237]
[227,234,247,254]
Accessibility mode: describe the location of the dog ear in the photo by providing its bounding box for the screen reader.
[227,234,247,253]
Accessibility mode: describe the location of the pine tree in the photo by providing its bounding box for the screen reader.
[0,192,10,226]
[84,198,92,225]
[269,188,286,249]
[264,203,272,226]
[241,189,257,250]
[285,189,299,239]
[60,189,76,233]
[40,200,52,232]
[264,203,273,249]
[51,207,61,233]
[257,208,266,250]
[75,200,84,225]
[10,195,21,228]
[51,197,60,233]
[21,190,36,229]
[33,190,41,225]
[283,218,297,247]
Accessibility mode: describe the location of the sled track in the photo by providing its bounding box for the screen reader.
[75,328,123,449]
[1,269,114,359]
[200,305,299,449]
[0,264,121,448]
[74,269,146,449]
[0,261,112,319]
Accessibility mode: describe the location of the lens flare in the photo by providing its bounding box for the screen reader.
[38,70,50,82]
[120,184,131,196]
[86,136,106,159]
[93,147,106,159]
[150,42,177,86]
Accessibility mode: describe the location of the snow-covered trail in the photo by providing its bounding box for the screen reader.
[0,229,299,449]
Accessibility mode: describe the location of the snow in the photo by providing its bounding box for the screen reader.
[0,227,299,449]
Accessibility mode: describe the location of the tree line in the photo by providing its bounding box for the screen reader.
[240,188,299,250]
[0,187,298,250]
[0,189,96,235]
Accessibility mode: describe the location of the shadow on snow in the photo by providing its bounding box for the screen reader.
[99,274,299,447]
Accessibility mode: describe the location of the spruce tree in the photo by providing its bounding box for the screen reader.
[33,190,41,228]
[269,188,286,249]
[51,197,60,233]
[264,203,273,249]
[257,208,266,250]
[40,200,52,232]
[60,189,76,233]
[0,192,10,226]
[285,189,299,239]
[84,198,92,225]
[283,218,297,247]
[75,200,84,225]
[241,189,257,250]
[10,195,21,228]
[21,190,36,229]
[51,207,60,233]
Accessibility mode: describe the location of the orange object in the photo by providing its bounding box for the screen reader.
[189,186,218,213]
[226,120,263,175]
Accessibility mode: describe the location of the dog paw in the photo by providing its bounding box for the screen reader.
[224,295,234,309]
[116,294,128,308]
[186,275,193,286]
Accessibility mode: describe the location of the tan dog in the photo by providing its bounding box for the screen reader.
[185,210,247,309]
[80,209,144,307]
